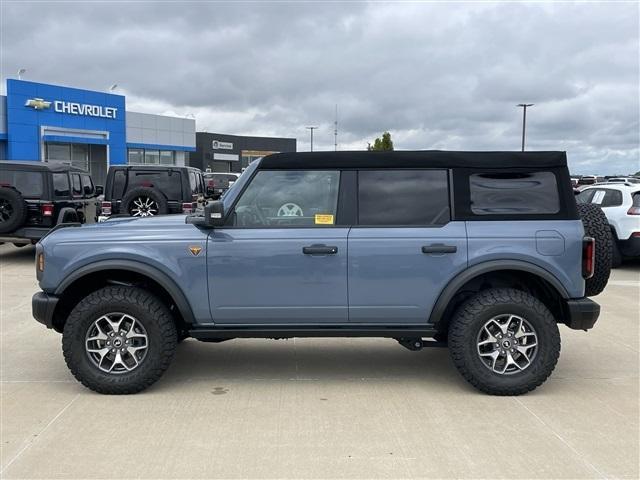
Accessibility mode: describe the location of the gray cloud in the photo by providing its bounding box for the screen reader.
[1,1,638,174]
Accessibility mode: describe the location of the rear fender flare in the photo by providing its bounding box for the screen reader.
[428,260,569,327]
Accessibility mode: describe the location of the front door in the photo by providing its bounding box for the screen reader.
[348,169,468,323]
[208,169,348,324]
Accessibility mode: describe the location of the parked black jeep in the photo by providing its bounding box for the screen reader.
[0,161,101,245]
[101,165,206,219]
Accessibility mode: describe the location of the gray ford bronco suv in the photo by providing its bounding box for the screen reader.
[32,151,612,395]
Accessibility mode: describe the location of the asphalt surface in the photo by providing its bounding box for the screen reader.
[0,243,638,479]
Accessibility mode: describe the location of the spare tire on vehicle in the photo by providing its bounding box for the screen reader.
[0,187,28,234]
[577,203,612,297]
[120,187,169,217]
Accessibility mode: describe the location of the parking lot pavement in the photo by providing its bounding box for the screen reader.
[0,243,638,480]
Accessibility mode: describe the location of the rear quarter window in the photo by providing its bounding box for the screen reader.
[470,171,560,215]
[0,169,45,198]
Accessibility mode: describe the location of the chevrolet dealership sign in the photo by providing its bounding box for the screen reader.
[25,98,118,119]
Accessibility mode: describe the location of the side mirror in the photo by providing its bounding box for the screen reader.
[206,200,226,226]
[95,185,104,196]
[186,200,225,228]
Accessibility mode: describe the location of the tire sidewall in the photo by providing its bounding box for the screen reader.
[63,295,175,390]
[453,300,559,391]
[0,188,27,233]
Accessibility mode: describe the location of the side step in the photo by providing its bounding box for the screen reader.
[189,326,438,340]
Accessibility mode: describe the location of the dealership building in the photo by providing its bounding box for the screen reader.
[0,79,297,184]
[191,132,296,173]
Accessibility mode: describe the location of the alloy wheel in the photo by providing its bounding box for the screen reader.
[130,196,158,217]
[476,314,538,375]
[85,313,149,374]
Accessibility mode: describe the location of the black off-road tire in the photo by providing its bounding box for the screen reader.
[0,187,28,234]
[120,187,169,216]
[577,203,612,296]
[448,288,561,396]
[62,286,177,394]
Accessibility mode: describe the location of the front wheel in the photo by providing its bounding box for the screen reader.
[62,286,177,394]
[448,288,560,396]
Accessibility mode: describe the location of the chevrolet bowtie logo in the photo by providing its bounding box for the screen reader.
[25,98,52,110]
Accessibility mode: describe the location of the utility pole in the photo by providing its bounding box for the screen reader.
[334,105,338,151]
[517,103,534,151]
[306,126,318,152]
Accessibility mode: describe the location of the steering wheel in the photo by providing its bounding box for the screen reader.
[277,203,304,217]
[235,205,268,226]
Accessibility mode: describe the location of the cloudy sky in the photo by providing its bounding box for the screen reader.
[1,1,638,174]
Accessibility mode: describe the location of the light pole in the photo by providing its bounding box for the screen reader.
[517,103,534,151]
[17,68,26,80]
[306,126,318,152]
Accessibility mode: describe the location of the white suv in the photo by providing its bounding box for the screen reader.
[577,183,640,266]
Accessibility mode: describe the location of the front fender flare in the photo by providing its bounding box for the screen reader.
[54,259,196,325]
[428,260,570,327]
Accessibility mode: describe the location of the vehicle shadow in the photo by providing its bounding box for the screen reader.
[160,338,471,393]
[0,244,36,264]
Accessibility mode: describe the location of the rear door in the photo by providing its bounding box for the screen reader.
[347,169,468,323]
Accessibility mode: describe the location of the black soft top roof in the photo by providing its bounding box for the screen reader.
[259,150,567,170]
[0,160,88,173]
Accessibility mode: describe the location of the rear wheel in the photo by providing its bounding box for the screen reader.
[448,288,560,396]
[0,188,28,234]
[62,286,177,394]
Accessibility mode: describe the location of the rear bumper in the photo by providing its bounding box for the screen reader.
[32,291,59,329]
[564,298,600,330]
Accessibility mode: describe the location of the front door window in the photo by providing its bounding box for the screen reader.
[233,170,340,227]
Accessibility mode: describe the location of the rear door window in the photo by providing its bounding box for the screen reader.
[576,189,596,204]
[52,173,70,197]
[127,170,182,200]
[470,171,559,215]
[358,170,450,226]
[0,169,44,198]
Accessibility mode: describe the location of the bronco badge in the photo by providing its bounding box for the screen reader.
[188,246,202,256]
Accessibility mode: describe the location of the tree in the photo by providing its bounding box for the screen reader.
[368,131,394,151]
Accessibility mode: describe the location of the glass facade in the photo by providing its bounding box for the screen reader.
[128,148,175,165]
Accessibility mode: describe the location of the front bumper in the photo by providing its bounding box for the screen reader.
[564,298,600,330]
[32,291,59,329]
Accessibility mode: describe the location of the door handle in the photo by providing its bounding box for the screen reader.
[422,244,457,254]
[303,244,338,255]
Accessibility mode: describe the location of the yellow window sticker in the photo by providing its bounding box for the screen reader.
[315,214,334,225]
